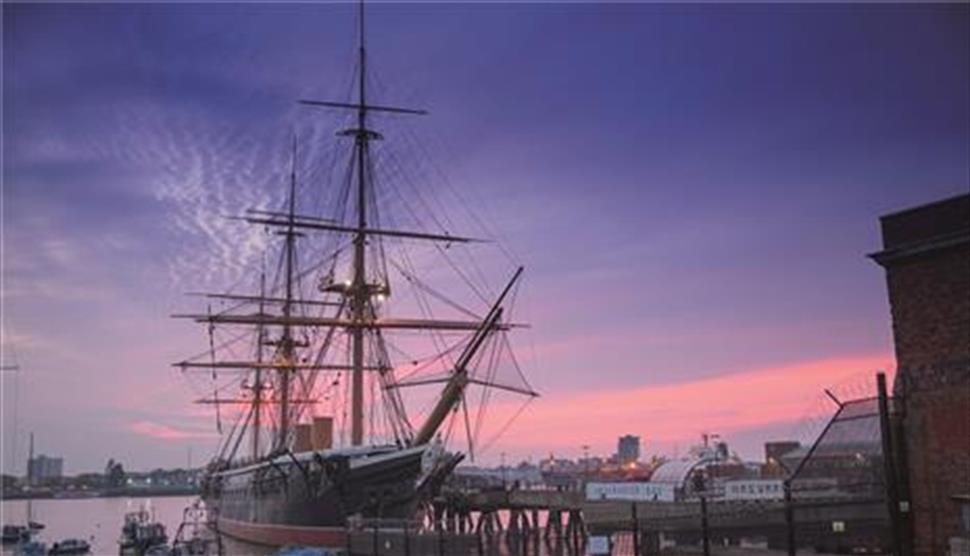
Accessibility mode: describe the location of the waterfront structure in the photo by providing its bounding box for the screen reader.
[870,193,970,555]
[616,435,640,464]
[173,2,536,547]
[586,481,675,502]
[764,441,799,466]
[762,440,800,477]
[645,437,758,500]
[722,478,784,501]
[451,464,543,490]
[27,455,63,485]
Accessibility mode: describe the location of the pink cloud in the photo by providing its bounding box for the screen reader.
[128,420,217,441]
[477,353,895,459]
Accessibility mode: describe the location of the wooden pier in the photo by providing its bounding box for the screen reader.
[343,488,889,554]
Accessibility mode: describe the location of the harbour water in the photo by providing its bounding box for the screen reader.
[1,495,197,554]
[0,496,585,555]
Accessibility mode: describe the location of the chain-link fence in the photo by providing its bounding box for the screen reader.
[583,393,896,555]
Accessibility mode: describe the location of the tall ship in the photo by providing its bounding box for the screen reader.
[173,2,537,548]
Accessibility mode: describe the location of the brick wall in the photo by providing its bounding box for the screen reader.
[871,194,970,556]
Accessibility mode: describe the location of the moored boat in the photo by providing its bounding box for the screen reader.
[2,525,30,544]
[118,508,168,555]
[48,538,91,555]
[14,539,46,556]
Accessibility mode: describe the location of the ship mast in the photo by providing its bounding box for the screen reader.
[276,137,299,451]
[175,1,536,459]
[252,269,266,460]
[350,0,369,446]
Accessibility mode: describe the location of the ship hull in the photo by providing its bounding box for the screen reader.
[215,516,348,548]
[204,446,428,547]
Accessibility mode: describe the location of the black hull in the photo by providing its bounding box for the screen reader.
[203,446,428,547]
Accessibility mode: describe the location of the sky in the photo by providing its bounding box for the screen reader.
[2,3,968,474]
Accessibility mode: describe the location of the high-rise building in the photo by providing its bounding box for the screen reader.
[617,435,640,464]
[27,454,63,484]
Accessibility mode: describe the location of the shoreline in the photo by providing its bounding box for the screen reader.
[1,487,199,501]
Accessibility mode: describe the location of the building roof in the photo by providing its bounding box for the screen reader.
[650,456,713,485]
[869,193,969,266]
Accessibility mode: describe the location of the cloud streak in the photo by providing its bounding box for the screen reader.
[128,420,217,441]
[484,353,895,460]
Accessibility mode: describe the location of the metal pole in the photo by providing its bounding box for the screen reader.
[893,408,914,556]
[877,372,904,555]
[784,479,795,556]
[632,502,640,556]
[700,495,710,556]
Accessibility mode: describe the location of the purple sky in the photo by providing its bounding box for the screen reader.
[2,3,968,474]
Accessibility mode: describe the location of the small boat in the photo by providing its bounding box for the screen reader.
[48,538,91,555]
[2,525,30,544]
[15,540,47,556]
[170,500,220,556]
[119,508,168,555]
[171,537,211,556]
[28,522,45,531]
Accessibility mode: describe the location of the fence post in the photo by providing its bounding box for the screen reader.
[877,372,906,556]
[632,502,640,556]
[784,479,795,556]
[700,495,710,556]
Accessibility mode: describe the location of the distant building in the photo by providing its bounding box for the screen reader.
[762,440,800,478]
[723,479,785,501]
[617,435,640,464]
[764,441,800,466]
[870,193,970,556]
[28,455,63,484]
[586,481,674,502]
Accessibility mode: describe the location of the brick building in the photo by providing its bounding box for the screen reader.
[870,193,970,555]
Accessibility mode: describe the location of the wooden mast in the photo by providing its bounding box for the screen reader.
[177,1,536,462]
[252,269,266,460]
[276,137,299,451]
[350,0,369,446]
